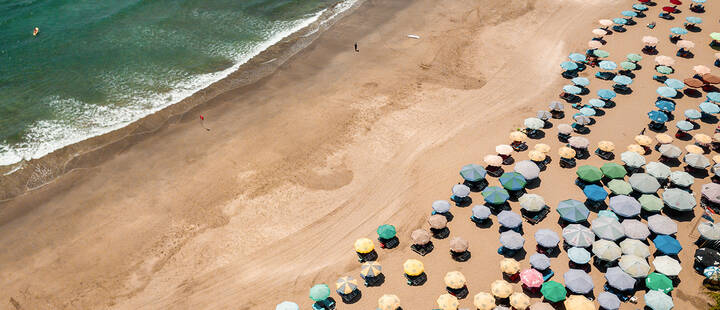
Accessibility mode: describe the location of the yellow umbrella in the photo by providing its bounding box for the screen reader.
[403,259,424,276]
[335,276,358,294]
[627,144,645,154]
[559,146,576,159]
[500,258,521,274]
[695,133,712,145]
[597,140,615,152]
[713,155,720,164]
[474,292,496,310]
[528,150,547,162]
[510,131,528,142]
[354,238,374,254]
[378,294,401,310]
[534,143,551,154]
[436,294,459,310]
[491,280,513,298]
[444,271,467,289]
[564,295,594,310]
[656,134,673,144]
[360,261,382,278]
[634,135,653,146]
[686,144,704,154]
[713,133,720,143]
[510,292,531,310]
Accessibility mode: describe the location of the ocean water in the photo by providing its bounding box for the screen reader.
[0,0,346,166]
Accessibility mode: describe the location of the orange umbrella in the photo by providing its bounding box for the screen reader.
[703,74,720,84]
[695,134,712,145]
[559,147,576,159]
[634,135,653,146]
[627,144,644,154]
[684,78,705,88]
[597,141,615,152]
[656,134,673,144]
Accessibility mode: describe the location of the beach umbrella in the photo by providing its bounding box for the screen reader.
[592,28,607,37]
[484,154,503,166]
[656,100,675,112]
[557,199,590,223]
[377,224,396,239]
[569,53,586,62]
[599,209,619,220]
[700,101,720,114]
[629,173,660,194]
[664,78,685,89]
[621,239,651,258]
[685,153,710,168]
[452,184,470,198]
[563,85,581,95]
[335,276,358,295]
[568,247,591,264]
[444,271,466,289]
[524,118,544,130]
[576,165,603,182]
[706,266,720,281]
[696,133,712,145]
[498,210,522,229]
[597,141,615,152]
[598,89,616,99]
[656,133,674,144]
[309,284,331,302]
[599,19,613,27]
[622,220,650,240]
[633,3,648,10]
[655,55,675,66]
[472,205,491,220]
[703,183,720,204]
[613,75,632,85]
[597,292,621,310]
[635,135,653,146]
[619,255,650,278]
[620,61,637,71]
[663,188,696,211]
[491,280,513,298]
[648,111,668,123]
[669,171,693,187]
[520,268,544,288]
[579,107,595,117]
[608,179,633,195]
[561,61,579,71]
[694,65,711,75]
[656,87,677,98]
[573,115,591,126]
[571,77,590,87]
[449,237,469,253]
[646,162,671,179]
[510,131,528,142]
[563,224,594,247]
[593,239,622,261]
[528,151,546,162]
[534,143,551,154]
[609,195,641,218]
[659,144,681,158]
[677,39,695,50]
[276,301,299,310]
[549,101,564,111]
[499,172,526,191]
[564,269,594,294]
[705,75,720,85]
[541,281,566,303]
[715,154,720,164]
[606,267,636,290]
[411,229,431,245]
[709,93,720,103]
[685,78,705,88]
[592,216,625,240]
[460,164,487,182]
[612,17,627,25]
[500,258,521,274]
[378,295,401,310]
[558,124,572,135]
[403,259,424,276]
[627,53,643,62]
[670,27,688,35]
[684,108,702,119]
[593,49,609,58]
[699,222,720,240]
[622,10,637,17]
[474,293,495,310]
[696,248,720,269]
[534,229,560,248]
[686,16,702,24]
[537,110,551,120]
[360,261,382,278]
[643,36,659,45]
[621,151,645,168]
[653,256,682,276]
[654,235,682,255]
[627,144,645,154]
[656,66,673,75]
[639,194,663,212]
[600,163,626,179]
[648,215,677,235]
[599,60,617,70]
[583,184,607,202]
[432,200,452,213]
[437,294,459,310]
[520,194,546,212]
[482,186,509,205]
[500,231,524,250]
[355,238,374,254]
[428,214,448,229]
[712,32,720,41]
[686,144,704,154]
[646,273,673,293]
[645,290,673,310]
[510,292,531,310]
[564,295,593,310]
[558,146,576,159]
[530,253,551,270]
[713,163,720,175]
[589,98,606,108]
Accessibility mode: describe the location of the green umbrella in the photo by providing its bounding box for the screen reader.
[711,33,720,41]
[377,224,397,239]
[499,172,527,191]
[601,163,627,179]
[594,49,610,58]
[627,53,643,62]
[639,194,663,212]
[309,284,331,301]
[460,164,487,182]
[620,61,637,70]
[608,179,633,195]
[656,65,673,75]
[541,281,567,302]
[482,186,510,205]
[645,273,673,293]
[577,165,603,182]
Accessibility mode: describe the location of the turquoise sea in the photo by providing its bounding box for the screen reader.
[0,0,346,165]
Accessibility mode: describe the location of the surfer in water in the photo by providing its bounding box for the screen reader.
[33,27,39,36]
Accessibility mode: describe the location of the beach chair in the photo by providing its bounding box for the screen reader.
[612,25,626,32]
[451,250,471,262]
[542,269,555,282]
[431,227,450,239]
[595,149,614,160]
[379,236,399,249]
[522,207,549,225]
[405,273,427,286]
[312,298,336,310]
[363,274,385,287]
[595,71,614,80]
[411,242,434,256]
[557,133,570,143]
[659,12,674,20]
[559,157,576,168]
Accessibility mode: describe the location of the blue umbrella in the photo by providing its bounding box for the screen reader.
[656,87,677,98]
[686,16,703,24]
[693,0,706,2]
[664,79,685,89]
[633,4,648,11]
[584,184,608,201]
[622,10,637,17]
[685,109,702,119]
[499,172,526,191]
[563,85,582,95]
[670,27,688,35]
[700,102,720,114]
[483,186,510,205]
[580,107,596,116]
[613,75,632,85]
[613,18,627,25]
[569,53,586,62]
[599,60,618,70]
[572,77,590,87]
[653,235,682,255]
[655,100,675,112]
[708,92,720,103]
[589,98,606,108]
[676,120,694,131]
[561,61,579,71]
[598,89,616,100]
[648,111,668,123]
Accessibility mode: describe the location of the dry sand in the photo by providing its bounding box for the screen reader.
[0,0,719,309]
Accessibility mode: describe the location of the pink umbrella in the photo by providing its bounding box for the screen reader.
[592,29,607,37]
[520,269,543,288]
[694,65,711,75]
[588,40,603,49]
[642,36,659,46]
[677,40,695,49]
[655,55,675,66]
[599,19,613,27]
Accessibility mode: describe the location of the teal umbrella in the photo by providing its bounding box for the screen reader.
[482,186,510,205]
[460,164,487,182]
[700,102,720,114]
[656,66,673,75]
[557,199,590,223]
[627,53,643,62]
[499,172,526,191]
[309,284,331,302]
[377,224,397,239]
[594,49,610,58]
[576,165,603,182]
[620,61,637,70]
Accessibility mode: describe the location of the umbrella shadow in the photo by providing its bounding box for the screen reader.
[648,123,668,133]
[663,208,695,222]
[686,25,702,32]
[701,115,719,124]
[619,71,636,79]
[474,218,493,229]
[684,89,703,98]
[340,291,362,304]
[594,109,606,117]
[529,130,546,140]
[453,197,472,207]
[464,179,488,192]
[526,178,542,189]
[685,166,709,179]
[431,227,450,239]
[451,250,472,262]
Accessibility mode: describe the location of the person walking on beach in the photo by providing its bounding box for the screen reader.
[354,42,359,52]
[200,115,210,131]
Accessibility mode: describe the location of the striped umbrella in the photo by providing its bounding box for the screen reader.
[360,261,382,278]
[335,276,358,295]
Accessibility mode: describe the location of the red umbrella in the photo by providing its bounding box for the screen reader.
[639,0,650,2]
[520,269,544,288]
[663,6,676,12]
[670,0,682,5]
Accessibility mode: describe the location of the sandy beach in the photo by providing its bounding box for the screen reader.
[1,0,720,309]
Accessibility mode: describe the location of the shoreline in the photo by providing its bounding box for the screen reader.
[0,0,363,201]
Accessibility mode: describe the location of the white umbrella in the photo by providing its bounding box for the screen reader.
[698,221,720,240]
[652,256,682,276]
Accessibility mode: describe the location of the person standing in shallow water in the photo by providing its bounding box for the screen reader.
[354,42,359,52]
